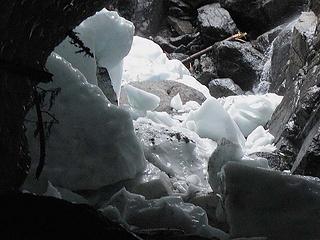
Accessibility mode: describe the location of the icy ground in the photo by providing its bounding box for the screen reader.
[22,9,318,240]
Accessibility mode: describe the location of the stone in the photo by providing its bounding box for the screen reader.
[168,52,189,61]
[222,162,320,239]
[153,36,177,53]
[268,12,320,178]
[119,80,206,113]
[125,0,168,36]
[168,16,194,35]
[96,66,118,105]
[214,41,265,91]
[253,23,286,53]
[267,25,293,93]
[193,53,218,86]
[197,3,238,45]
[219,0,307,37]
[208,78,243,98]
[170,32,201,47]
[183,0,218,9]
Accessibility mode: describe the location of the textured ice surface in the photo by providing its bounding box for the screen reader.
[124,84,160,111]
[123,36,211,98]
[55,9,134,99]
[184,97,246,146]
[100,188,229,240]
[26,53,146,190]
[245,126,276,154]
[220,94,283,137]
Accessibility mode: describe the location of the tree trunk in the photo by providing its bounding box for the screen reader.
[0,0,107,192]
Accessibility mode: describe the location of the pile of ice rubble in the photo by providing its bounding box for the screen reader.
[23,9,320,240]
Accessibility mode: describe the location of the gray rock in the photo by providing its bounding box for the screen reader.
[167,16,194,35]
[197,3,238,45]
[219,0,307,37]
[222,162,320,239]
[268,12,320,177]
[214,41,265,91]
[208,78,243,98]
[170,32,200,47]
[167,52,189,61]
[183,0,218,9]
[119,80,206,113]
[193,53,218,86]
[153,36,177,53]
[267,24,294,93]
[96,66,118,105]
[128,0,168,36]
[253,23,286,53]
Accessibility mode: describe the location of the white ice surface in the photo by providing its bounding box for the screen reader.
[55,9,134,99]
[245,126,276,155]
[122,36,211,98]
[184,97,246,147]
[124,84,160,111]
[100,188,229,240]
[26,52,146,190]
[170,93,183,111]
[220,94,283,137]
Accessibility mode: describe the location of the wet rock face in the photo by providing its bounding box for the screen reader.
[214,41,264,91]
[268,11,320,176]
[219,0,307,37]
[253,23,286,53]
[208,78,243,98]
[197,3,238,45]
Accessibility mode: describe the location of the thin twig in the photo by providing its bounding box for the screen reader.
[33,86,46,180]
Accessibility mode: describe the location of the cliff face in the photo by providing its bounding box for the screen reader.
[268,3,320,176]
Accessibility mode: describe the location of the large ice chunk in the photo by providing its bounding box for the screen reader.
[26,53,146,190]
[55,9,134,99]
[100,189,229,240]
[123,36,211,98]
[245,126,276,154]
[220,94,283,137]
[184,97,245,146]
[124,84,160,111]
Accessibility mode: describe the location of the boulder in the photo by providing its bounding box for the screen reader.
[183,0,218,9]
[168,16,195,35]
[153,36,177,53]
[120,80,206,113]
[129,0,168,36]
[193,53,218,86]
[208,78,243,98]
[219,0,307,37]
[197,3,238,45]
[222,162,320,239]
[252,23,286,53]
[214,41,264,90]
